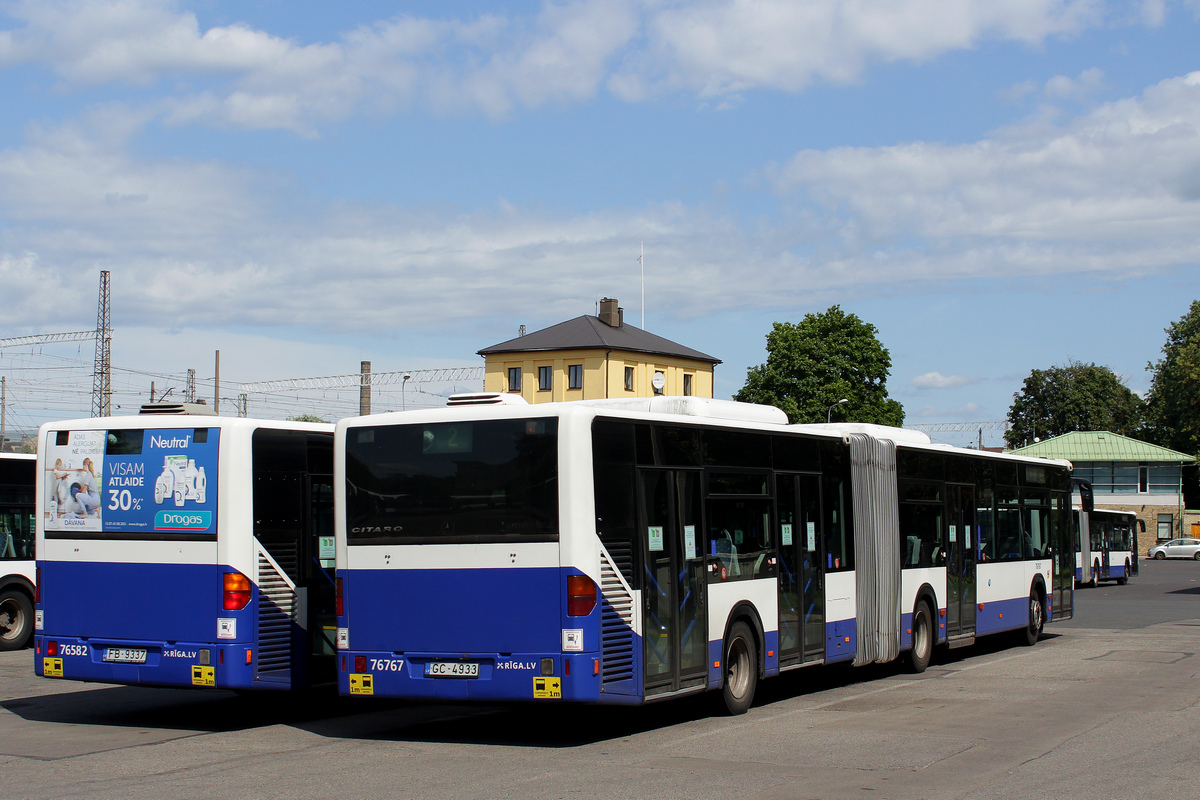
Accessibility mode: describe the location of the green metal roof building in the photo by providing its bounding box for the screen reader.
[1010,431,1194,545]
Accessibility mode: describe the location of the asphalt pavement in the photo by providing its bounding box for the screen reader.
[1,564,1199,799]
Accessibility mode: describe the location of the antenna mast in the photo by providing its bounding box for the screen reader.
[639,241,644,329]
[91,270,112,417]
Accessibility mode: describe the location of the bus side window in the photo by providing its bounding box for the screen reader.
[995,489,1021,559]
[823,475,853,570]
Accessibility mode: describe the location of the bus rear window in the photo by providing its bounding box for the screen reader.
[345,418,559,544]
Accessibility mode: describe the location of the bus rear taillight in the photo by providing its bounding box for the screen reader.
[567,574,597,617]
[336,577,344,617]
[223,572,252,610]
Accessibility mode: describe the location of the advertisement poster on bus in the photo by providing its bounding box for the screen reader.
[44,428,220,535]
[44,430,105,533]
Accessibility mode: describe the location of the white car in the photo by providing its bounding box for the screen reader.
[1148,539,1200,560]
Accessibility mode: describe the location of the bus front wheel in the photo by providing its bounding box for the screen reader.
[0,589,33,651]
[720,621,758,716]
[907,601,933,674]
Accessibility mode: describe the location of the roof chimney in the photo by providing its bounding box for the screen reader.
[599,297,622,328]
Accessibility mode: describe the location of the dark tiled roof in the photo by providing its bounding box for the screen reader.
[478,315,720,364]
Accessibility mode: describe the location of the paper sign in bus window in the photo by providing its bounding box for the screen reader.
[807,522,816,551]
[949,525,957,543]
[648,526,663,552]
[684,525,696,558]
[781,523,793,546]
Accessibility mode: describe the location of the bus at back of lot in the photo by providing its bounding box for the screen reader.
[35,408,336,691]
[1076,508,1141,585]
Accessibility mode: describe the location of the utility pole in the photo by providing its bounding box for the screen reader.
[359,361,372,416]
[1,376,6,451]
[185,369,196,403]
[91,270,112,417]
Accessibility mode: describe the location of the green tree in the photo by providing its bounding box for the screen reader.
[1145,300,1200,458]
[735,305,904,425]
[1004,361,1145,448]
[287,413,329,424]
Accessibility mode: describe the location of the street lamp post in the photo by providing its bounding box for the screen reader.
[402,374,411,410]
[827,398,848,423]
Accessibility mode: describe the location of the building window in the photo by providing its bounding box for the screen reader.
[683,374,693,396]
[507,367,522,393]
[1139,465,1149,493]
[538,365,553,391]
[624,366,634,392]
[1158,513,1174,541]
[568,364,583,390]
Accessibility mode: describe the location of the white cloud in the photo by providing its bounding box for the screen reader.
[770,71,1200,280]
[0,0,1123,128]
[4,70,1200,353]
[909,372,980,389]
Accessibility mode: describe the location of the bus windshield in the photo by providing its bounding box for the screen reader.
[345,417,558,544]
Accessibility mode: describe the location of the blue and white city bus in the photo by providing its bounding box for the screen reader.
[334,395,1075,714]
[0,453,37,650]
[1076,507,1141,586]
[35,407,336,691]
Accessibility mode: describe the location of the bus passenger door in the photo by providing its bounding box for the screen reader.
[639,469,707,697]
[776,473,824,668]
[305,475,337,685]
[945,485,976,641]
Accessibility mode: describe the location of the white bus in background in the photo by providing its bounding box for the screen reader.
[35,408,337,691]
[333,395,1075,714]
[0,453,37,650]
[1076,507,1141,586]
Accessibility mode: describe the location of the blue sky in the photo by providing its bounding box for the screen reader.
[1,0,1198,444]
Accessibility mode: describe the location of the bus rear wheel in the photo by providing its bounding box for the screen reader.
[720,621,758,716]
[907,601,933,674]
[1020,589,1044,647]
[0,590,33,651]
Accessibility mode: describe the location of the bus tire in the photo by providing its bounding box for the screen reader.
[1117,561,1130,585]
[720,621,758,716]
[0,589,33,651]
[1090,561,1100,587]
[907,601,933,674]
[1020,589,1044,647]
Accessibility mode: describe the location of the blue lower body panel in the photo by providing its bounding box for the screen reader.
[338,650,603,702]
[339,566,603,703]
[35,635,258,689]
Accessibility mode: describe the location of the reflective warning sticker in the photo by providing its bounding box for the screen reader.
[191,665,215,687]
[44,658,63,677]
[349,673,374,695]
[533,676,561,699]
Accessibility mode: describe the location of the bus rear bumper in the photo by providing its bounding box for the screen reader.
[338,650,603,703]
[34,635,257,690]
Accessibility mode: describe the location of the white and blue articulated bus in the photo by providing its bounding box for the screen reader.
[35,407,336,691]
[0,453,37,650]
[1076,507,1141,586]
[334,395,1075,714]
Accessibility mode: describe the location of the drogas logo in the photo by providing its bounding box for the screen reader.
[154,510,213,531]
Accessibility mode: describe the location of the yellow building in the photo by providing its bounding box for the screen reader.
[478,298,720,403]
